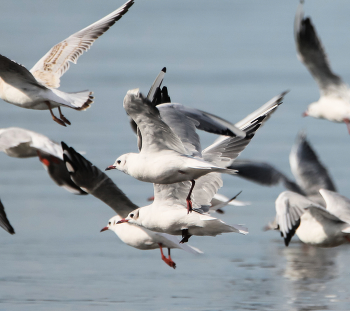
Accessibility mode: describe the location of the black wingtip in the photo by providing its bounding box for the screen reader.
[283,218,301,247]
[162,67,166,73]
[61,141,68,151]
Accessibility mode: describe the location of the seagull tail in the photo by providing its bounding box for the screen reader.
[51,89,94,111]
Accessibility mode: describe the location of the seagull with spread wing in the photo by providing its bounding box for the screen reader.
[271,190,350,247]
[0,0,134,126]
[295,1,350,133]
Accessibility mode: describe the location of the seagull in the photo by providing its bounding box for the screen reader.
[0,198,15,235]
[101,215,202,269]
[0,0,134,126]
[229,132,336,206]
[117,187,248,243]
[61,142,203,269]
[295,1,350,133]
[271,190,350,247]
[0,127,86,194]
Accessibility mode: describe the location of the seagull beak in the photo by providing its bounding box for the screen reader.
[100,227,108,232]
[116,219,129,224]
[147,196,154,201]
[105,165,116,171]
[302,111,308,117]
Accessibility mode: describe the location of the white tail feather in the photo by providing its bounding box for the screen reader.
[51,89,93,110]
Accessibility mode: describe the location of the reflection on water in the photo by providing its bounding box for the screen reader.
[283,243,338,281]
[281,242,340,311]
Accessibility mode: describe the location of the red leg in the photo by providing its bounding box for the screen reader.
[46,102,66,127]
[186,180,195,214]
[344,118,350,135]
[58,106,71,125]
[158,244,176,269]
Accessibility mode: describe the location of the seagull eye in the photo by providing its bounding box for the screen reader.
[109,222,111,225]
[130,213,134,218]
[117,160,121,164]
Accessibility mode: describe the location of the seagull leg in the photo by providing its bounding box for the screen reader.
[180,229,192,244]
[186,180,195,214]
[46,102,66,127]
[58,107,71,125]
[158,244,176,269]
[344,118,350,134]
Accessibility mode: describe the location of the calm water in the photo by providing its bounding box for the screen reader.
[1,1,350,310]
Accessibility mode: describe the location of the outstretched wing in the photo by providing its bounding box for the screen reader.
[123,89,188,155]
[229,159,304,194]
[62,142,138,218]
[30,0,134,88]
[294,1,347,96]
[203,91,286,167]
[289,132,336,204]
[319,189,350,224]
[0,127,62,159]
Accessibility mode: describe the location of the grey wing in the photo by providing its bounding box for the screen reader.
[229,159,304,194]
[123,89,188,155]
[131,67,169,140]
[147,67,166,104]
[153,173,223,213]
[203,91,286,167]
[30,0,134,88]
[275,191,320,246]
[61,142,138,218]
[166,104,246,138]
[157,103,202,157]
[275,191,337,246]
[319,189,350,224]
[0,199,15,235]
[289,132,336,203]
[0,54,46,89]
[234,91,287,130]
[294,1,346,96]
[0,127,63,159]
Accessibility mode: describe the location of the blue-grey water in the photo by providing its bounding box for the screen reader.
[1,1,350,310]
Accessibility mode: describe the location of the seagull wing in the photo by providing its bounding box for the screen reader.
[275,191,337,246]
[289,132,336,203]
[30,0,134,88]
[0,199,15,235]
[123,89,188,155]
[229,159,304,194]
[202,92,286,167]
[62,142,138,218]
[0,127,62,159]
[153,173,223,213]
[294,2,347,96]
[0,54,46,89]
[319,189,350,224]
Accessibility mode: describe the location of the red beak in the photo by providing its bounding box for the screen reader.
[100,227,108,232]
[147,196,154,201]
[116,219,129,224]
[105,165,116,171]
[302,111,308,117]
